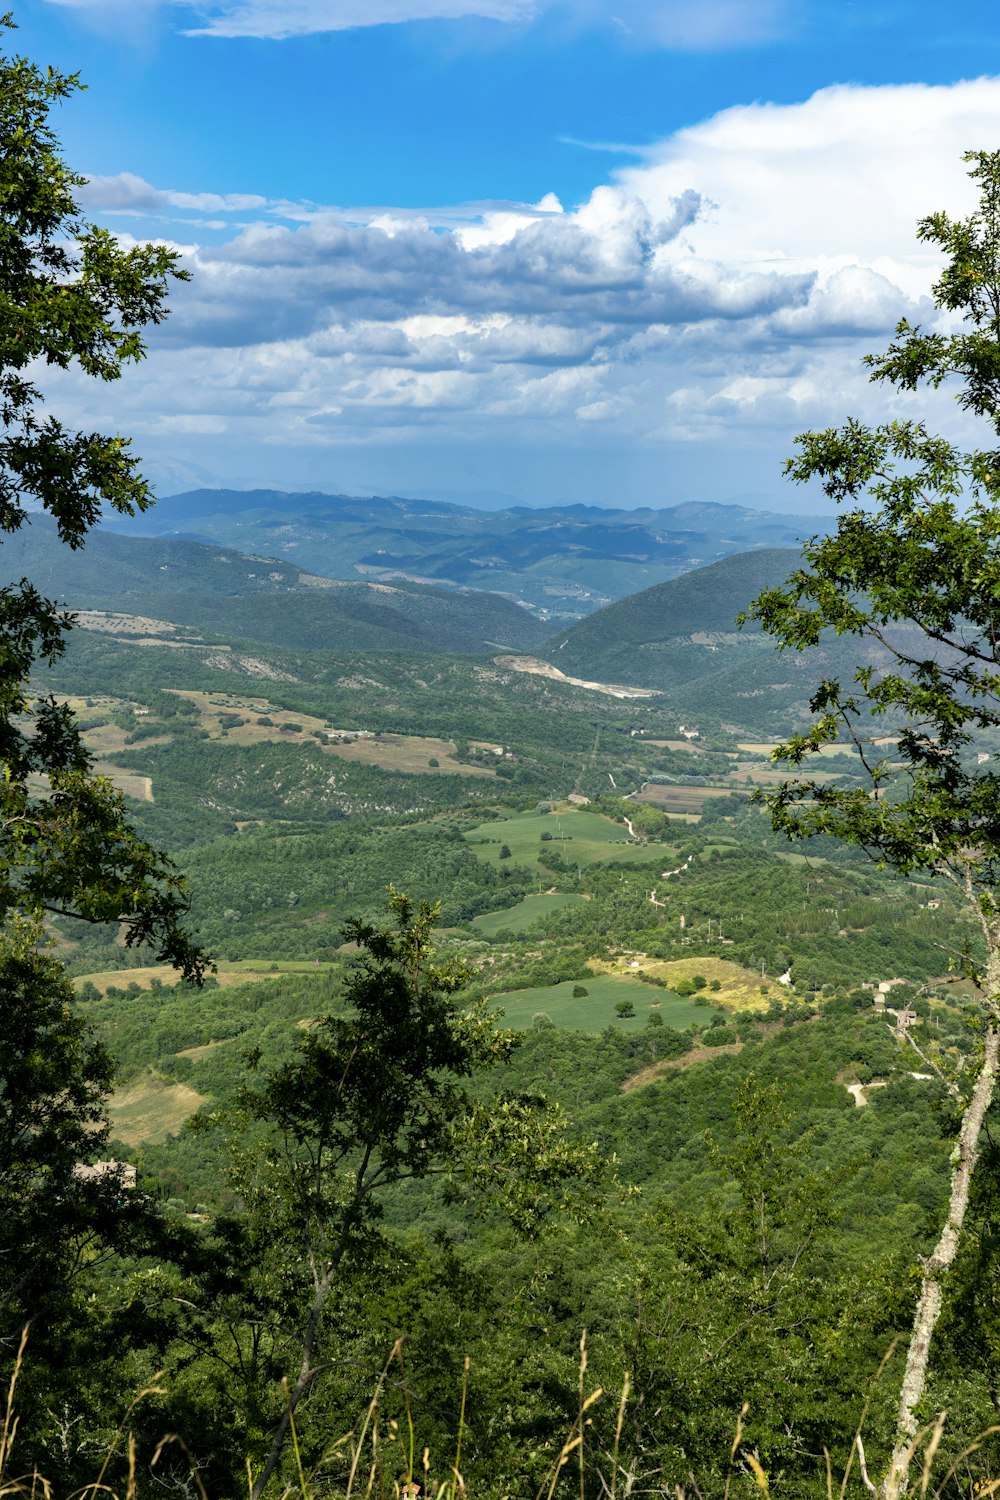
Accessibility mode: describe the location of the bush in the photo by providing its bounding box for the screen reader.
[704,1026,737,1047]
[572,984,589,998]
[499,845,512,859]
[647,1011,664,1027]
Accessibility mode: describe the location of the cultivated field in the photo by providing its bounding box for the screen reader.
[464,805,671,869]
[109,1074,208,1146]
[633,783,745,814]
[594,954,784,1011]
[489,972,718,1031]
[471,891,587,936]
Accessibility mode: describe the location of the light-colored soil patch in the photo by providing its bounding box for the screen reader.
[592,955,781,1012]
[176,1038,236,1061]
[164,690,491,777]
[92,760,153,802]
[726,764,838,786]
[324,734,494,777]
[642,740,704,753]
[622,1041,745,1090]
[634,783,745,814]
[109,1075,208,1145]
[494,654,658,700]
[736,741,855,759]
[75,611,199,639]
[73,961,336,995]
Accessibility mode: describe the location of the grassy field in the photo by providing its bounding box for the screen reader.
[164,689,493,777]
[465,806,670,870]
[737,741,855,759]
[593,954,784,1011]
[109,1074,208,1146]
[74,958,338,995]
[489,972,719,1031]
[471,891,587,936]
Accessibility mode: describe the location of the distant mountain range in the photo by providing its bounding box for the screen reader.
[103,487,829,619]
[1,519,548,657]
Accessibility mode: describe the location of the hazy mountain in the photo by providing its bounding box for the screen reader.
[103,487,828,619]
[0,519,548,656]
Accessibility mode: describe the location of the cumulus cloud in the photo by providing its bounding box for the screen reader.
[48,77,1000,499]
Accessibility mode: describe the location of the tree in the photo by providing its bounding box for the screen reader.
[191,891,604,1498]
[745,149,1000,1495]
[0,13,204,978]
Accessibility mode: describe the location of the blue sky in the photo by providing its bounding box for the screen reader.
[14,0,1000,509]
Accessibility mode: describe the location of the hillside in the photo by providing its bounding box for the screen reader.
[539,548,898,730]
[102,487,825,618]
[0,518,547,655]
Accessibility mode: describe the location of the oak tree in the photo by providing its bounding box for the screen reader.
[746,149,1000,1495]
[0,12,204,977]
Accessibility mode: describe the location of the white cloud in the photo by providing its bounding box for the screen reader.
[50,78,1000,501]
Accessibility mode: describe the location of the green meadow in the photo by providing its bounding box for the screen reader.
[488,972,719,1031]
[464,805,670,870]
[470,890,587,935]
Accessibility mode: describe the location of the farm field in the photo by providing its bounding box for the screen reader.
[109,1074,208,1146]
[737,741,856,759]
[470,891,587,936]
[595,954,785,1011]
[464,805,669,869]
[74,958,339,995]
[633,783,746,813]
[166,690,494,777]
[489,972,719,1031]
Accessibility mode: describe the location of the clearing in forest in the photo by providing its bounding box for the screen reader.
[471,891,587,935]
[164,690,493,776]
[594,953,783,1011]
[489,973,719,1031]
[109,1074,209,1146]
[464,805,671,869]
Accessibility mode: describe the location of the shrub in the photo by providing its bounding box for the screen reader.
[572,984,588,998]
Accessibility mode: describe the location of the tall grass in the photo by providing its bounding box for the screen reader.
[3,1329,1000,1499]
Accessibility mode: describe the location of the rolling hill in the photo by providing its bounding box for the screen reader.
[0,518,548,655]
[540,548,899,732]
[102,487,826,618]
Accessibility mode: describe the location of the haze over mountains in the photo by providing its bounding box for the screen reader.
[104,488,826,619]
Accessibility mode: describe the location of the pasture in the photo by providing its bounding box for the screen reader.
[165,689,491,777]
[489,972,719,1031]
[594,954,784,1012]
[109,1074,208,1146]
[471,891,587,936]
[464,805,670,869]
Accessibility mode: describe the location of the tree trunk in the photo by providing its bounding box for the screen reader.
[249,1262,331,1500]
[881,1016,1000,1498]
